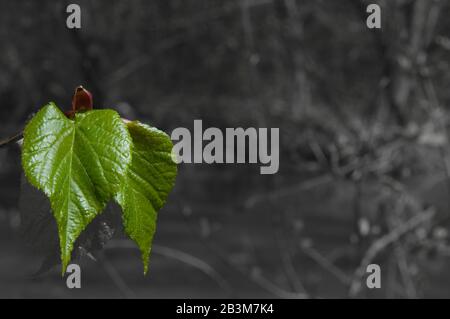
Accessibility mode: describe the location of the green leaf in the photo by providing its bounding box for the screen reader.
[115,121,177,274]
[22,103,132,273]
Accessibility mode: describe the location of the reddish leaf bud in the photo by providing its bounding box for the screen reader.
[72,86,93,113]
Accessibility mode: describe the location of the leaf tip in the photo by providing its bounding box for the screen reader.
[61,261,68,277]
[142,250,150,275]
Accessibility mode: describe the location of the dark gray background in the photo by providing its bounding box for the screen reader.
[0,0,449,298]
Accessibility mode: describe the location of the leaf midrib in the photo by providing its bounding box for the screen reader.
[62,124,77,255]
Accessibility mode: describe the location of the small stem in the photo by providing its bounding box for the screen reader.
[0,131,23,148]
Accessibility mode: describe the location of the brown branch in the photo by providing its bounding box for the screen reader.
[0,131,23,149]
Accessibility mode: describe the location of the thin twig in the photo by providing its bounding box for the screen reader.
[0,132,23,149]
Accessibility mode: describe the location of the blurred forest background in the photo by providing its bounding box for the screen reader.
[0,0,450,298]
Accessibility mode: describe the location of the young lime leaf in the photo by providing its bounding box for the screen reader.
[115,121,177,274]
[22,103,132,273]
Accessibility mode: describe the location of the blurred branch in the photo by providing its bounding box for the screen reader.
[105,34,189,88]
[250,268,307,299]
[216,244,308,299]
[240,0,255,49]
[159,0,273,32]
[97,252,136,299]
[394,243,417,298]
[179,204,308,298]
[423,0,444,49]
[271,203,308,294]
[245,128,424,208]
[300,244,352,286]
[245,174,334,209]
[245,156,368,208]
[105,0,274,89]
[348,209,434,297]
[419,54,450,218]
[107,240,233,296]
